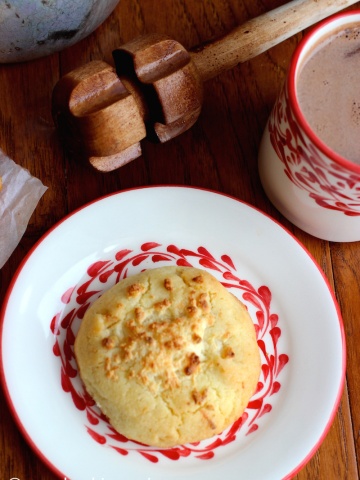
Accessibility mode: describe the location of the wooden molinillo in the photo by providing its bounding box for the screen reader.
[52,0,358,172]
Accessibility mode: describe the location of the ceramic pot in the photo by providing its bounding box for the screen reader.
[0,0,120,63]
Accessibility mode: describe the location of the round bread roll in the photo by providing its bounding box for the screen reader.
[74,266,261,447]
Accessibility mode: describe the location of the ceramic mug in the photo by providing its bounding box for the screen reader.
[258,11,360,242]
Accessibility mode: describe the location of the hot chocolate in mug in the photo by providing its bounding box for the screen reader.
[258,10,360,242]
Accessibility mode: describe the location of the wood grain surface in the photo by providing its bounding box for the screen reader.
[1,1,359,479]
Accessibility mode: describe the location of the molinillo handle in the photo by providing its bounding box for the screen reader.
[52,0,358,172]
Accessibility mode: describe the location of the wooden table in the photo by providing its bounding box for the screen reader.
[1,1,359,479]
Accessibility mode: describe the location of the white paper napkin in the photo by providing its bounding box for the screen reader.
[0,150,47,268]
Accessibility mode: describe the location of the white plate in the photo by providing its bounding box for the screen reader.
[0,186,345,480]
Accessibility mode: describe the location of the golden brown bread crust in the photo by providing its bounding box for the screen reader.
[74,266,261,447]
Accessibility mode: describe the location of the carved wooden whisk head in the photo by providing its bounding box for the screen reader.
[52,33,203,171]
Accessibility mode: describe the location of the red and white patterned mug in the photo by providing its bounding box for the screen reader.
[258,11,360,242]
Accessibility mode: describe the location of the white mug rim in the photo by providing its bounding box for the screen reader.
[288,9,360,174]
